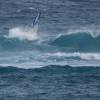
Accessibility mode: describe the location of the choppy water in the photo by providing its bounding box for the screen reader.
[0,66,100,100]
[0,0,100,99]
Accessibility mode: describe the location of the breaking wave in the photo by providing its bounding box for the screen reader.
[1,30,100,52]
[46,52,100,61]
[51,32,100,52]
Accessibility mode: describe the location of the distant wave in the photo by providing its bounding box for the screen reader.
[0,65,100,71]
[46,52,100,61]
[51,32,100,52]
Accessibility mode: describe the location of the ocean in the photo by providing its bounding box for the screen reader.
[0,0,100,99]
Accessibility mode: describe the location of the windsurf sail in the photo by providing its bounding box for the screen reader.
[32,13,40,27]
[32,13,40,33]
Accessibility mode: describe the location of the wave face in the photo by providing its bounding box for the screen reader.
[51,32,100,52]
[0,36,37,50]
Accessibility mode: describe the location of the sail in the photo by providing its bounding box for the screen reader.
[32,13,40,27]
[32,13,40,33]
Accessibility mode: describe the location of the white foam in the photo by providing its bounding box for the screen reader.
[0,51,100,69]
[5,26,39,41]
[46,52,100,61]
[60,26,100,38]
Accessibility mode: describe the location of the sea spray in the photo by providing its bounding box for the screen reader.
[5,27,39,40]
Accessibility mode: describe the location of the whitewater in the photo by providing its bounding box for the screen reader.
[1,26,100,68]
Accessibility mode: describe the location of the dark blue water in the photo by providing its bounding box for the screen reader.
[0,0,100,99]
[0,66,100,100]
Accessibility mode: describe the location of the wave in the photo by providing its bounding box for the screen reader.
[0,24,42,50]
[1,50,100,69]
[0,65,100,71]
[0,36,38,50]
[1,31,100,52]
[51,32,100,52]
[46,52,100,61]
